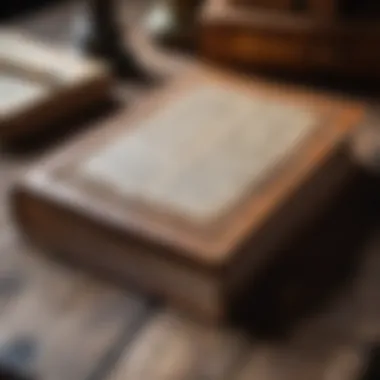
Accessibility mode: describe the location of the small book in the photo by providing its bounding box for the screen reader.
[0,30,111,141]
[11,66,364,322]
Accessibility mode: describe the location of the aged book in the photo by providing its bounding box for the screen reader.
[200,0,380,75]
[0,30,111,141]
[11,66,364,322]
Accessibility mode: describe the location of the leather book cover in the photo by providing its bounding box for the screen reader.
[11,66,364,322]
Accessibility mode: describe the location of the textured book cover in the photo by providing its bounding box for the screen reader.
[12,66,364,321]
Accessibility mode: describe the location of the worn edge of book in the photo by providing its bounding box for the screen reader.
[199,0,380,74]
[0,30,112,141]
[10,66,364,322]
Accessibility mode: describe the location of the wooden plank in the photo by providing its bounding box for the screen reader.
[236,343,364,380]
[0,233,151,380]
[107,311,249,380]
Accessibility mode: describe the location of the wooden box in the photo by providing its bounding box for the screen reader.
[11,66,364,322]
[200,0,380,76]
[0,30,111,141]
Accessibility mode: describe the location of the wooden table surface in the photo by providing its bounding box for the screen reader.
[1,2,380,379]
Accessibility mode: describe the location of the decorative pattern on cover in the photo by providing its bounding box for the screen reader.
[80,84,318,224]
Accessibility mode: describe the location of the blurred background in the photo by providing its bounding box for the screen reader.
[1,1,380,380]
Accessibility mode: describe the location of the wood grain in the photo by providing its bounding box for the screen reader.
[236,344,363,380]
[0,232,150,380]
[107,311,249,380]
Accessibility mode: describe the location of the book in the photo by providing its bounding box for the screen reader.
[0,30,111,141]
[11,66,364,322]
[200,0,380,75]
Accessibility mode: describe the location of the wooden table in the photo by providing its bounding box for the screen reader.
[1,2,380,379]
